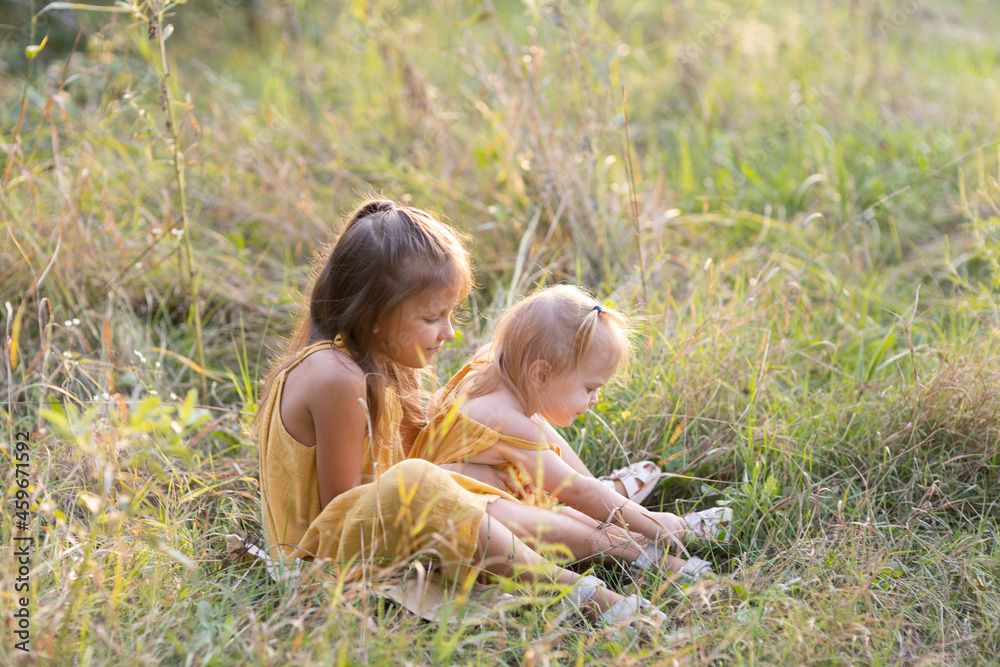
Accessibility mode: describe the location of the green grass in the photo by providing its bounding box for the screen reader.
[2,0,1000,664]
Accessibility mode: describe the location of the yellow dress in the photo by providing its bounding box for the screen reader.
[258,341,504,584]
[410,364,561,507]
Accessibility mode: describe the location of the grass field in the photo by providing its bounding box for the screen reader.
[2,0,1000,664]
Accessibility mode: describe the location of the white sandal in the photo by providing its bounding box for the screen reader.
[556,574,606,609]
[557,575,666,627]
[630,544,714,586]
[682,506,734,544]
[598,460,662,504]
[674,556,714,585]
[599,593,667,626]
[629,543,665,575]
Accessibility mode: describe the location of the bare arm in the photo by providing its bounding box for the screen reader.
[497,445,678,544]
[437,462,517,493]
[296,357,369,508]
[530,415,595,477]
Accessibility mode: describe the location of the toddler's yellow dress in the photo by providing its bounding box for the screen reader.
[258,341,506,584]
[410,364,561,507]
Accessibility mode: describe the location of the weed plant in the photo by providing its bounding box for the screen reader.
[2,0,999,664]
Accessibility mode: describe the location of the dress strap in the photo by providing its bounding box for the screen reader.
[285,339,340,373]
[441,364,555,453]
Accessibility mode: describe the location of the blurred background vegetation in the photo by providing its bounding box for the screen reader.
[2,0,999,664]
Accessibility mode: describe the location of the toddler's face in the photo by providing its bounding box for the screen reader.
[373,284,460,368]
[535,352,618,427]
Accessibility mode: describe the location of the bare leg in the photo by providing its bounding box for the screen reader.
[486,500,691,574]
[485,499,640,562]
[556,506,691,573]
[474,505,623,616]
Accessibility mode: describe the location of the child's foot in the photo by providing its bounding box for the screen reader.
[682,506,733,544]
[558,574,665,626]
[630,544,714,586]
[599,593,667,626]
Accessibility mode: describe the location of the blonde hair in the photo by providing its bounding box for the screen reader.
[469,285,633,413]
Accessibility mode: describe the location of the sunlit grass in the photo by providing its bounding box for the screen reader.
[2,0,999,664]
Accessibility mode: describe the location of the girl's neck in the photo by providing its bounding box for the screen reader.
[496,376,534,417]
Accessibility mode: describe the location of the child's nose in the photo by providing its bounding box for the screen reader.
[440,319,455,341]
[588,392,599,407]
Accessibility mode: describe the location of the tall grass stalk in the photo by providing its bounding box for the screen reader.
[152,2,206,395]
[619,87,648,311]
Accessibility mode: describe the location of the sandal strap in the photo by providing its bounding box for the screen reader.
[599,593,667,626]
[676,556,714,586]
[620,474,640,497]
[683,506,733,543]
[631,547,714,586]
[629,543,665,574]
[599,461,662,504]
[559,574,606,608]
[603,461,659,483]
[600,594,642,624]
[598,475,638,496]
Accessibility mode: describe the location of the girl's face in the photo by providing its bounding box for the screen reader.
[534,351,618,427]
[373,283,460,368]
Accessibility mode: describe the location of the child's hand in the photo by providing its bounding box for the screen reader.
[649,511,688,544]
[438,462,517,494]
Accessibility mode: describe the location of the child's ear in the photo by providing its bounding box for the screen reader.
[527,359,551,384]
[365,305,380,334]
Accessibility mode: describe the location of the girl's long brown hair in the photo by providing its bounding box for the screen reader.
[259,199,472,443]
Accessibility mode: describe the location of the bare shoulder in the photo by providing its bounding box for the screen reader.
[463,391,547,444]
[280,347,365,446]
[495,411,549,444]
[289,347,365,394]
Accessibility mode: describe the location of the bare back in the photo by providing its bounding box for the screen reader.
[279,346,370,507]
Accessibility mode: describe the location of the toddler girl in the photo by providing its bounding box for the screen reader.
[411,285,715,582]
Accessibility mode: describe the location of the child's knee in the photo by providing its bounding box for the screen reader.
[377,458,465,508]
[380,458,443,485]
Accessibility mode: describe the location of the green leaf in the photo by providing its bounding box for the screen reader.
[865,327,897,382]
[730,583,749,600]
[36,2,136,16]
[24,35,48,60]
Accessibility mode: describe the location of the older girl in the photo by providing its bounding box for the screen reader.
[257,201,664,625]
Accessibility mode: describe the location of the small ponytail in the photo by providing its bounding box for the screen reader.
[572,304,605,367]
